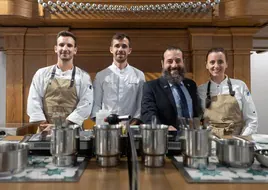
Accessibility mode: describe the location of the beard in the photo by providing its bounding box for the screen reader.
[114,54,127,63]
[59,52,73,62]
[162,66,186,84]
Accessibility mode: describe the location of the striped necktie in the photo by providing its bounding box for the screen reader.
[175,84,190,118]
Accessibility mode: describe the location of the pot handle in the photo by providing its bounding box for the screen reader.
[210,134,222,144]
[232,135,251,142]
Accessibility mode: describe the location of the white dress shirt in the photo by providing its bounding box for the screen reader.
[198,77,258,136]
[91,63,145,119]
[27,65,93,125]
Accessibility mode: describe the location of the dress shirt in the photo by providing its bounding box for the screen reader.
[27,65,93,125]
[198,77,258,136]
[170,82,193,118]
[91,63,145,119]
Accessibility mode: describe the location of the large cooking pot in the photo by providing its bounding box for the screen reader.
[212,135,255,168]
[140,124,168,167]
[94,124,122,167]
[181,127,212,157]
[0,142,29,177]
[180,127,212,169]
[50,125,80,167]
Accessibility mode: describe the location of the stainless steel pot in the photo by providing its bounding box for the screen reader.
[212,136,255,168]
[94,125,122,167]
[0,142,28,177]
[50,125,79,167]
[255,149,268,167]
[181,127,212,157]
[140,124,168,167]
[180,127,212,168]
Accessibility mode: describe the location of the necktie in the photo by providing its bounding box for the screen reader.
[175,84,190,118]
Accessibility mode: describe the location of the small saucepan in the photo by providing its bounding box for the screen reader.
[211,135,255,168]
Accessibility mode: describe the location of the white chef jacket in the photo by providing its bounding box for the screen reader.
[198,77,258,136]
[91,63,145,119]
[27,65,93,125]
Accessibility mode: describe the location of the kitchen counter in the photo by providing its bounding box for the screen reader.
[0,159,267,190]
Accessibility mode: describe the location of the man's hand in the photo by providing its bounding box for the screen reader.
[130,118,143,125]
[37,120,54,136]
[168,126,177,131]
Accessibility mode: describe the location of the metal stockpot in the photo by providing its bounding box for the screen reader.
[0,142,28,177]
[50,126,79,167]
[140,124,168,167]
[180,127,212,168]
[181,127,212,157]
[212,136,255,168]
[94,125,122,167]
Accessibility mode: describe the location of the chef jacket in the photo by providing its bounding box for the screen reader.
[91,63,145,119]
[27,65,93,125]
[198,77,258,136]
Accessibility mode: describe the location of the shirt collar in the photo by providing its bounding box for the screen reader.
[210,75,229,86]
[169,81,184,87]
[56,65,74,74]
[110,62,130,74]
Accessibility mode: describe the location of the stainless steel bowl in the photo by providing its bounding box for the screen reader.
[0,142,29,176]
[255,149,268,167]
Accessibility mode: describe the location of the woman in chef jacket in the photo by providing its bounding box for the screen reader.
[198,47,258,137]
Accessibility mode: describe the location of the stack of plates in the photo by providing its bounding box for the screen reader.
[252,134,268,149]
[252,134,268,144]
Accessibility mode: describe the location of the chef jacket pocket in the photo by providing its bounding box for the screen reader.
[127,77,139,84]
[127,79,139,89]
[103,78,117,91]
[104,77,115,85]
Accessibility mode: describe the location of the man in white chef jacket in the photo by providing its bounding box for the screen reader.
[91,33,145,125]
[27,30,93,131]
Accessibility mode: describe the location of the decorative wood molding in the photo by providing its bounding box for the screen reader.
[1,27,27,123]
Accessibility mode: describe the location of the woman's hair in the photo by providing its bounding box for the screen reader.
[206,47,228,62]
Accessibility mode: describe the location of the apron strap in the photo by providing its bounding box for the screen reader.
[227,78,235,96]
[49,65,57,85]
[70,66,76,88]
[206,77,235,108]
[205,81,212,108]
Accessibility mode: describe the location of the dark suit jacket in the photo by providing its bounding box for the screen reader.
[141,77,202,128]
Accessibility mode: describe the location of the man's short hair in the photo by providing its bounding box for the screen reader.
[111,33,131,47]
[162,46,183,61]
[56,30,77,47]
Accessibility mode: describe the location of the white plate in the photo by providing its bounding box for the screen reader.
[252,134,268,144]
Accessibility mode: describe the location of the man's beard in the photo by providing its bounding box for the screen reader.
[60,53,72,62]
[162,67,185,84]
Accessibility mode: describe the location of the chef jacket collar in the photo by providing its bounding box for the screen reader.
[111,62,130,74]
[209,75,229,86]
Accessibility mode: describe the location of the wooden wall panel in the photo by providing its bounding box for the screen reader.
[0,27,258,125]
[0,28,27,123]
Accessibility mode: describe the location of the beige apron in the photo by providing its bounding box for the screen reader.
[203,78,244,137]
[43,65,78,124]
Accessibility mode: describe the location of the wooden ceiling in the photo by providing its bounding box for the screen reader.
[0,0,268,28]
